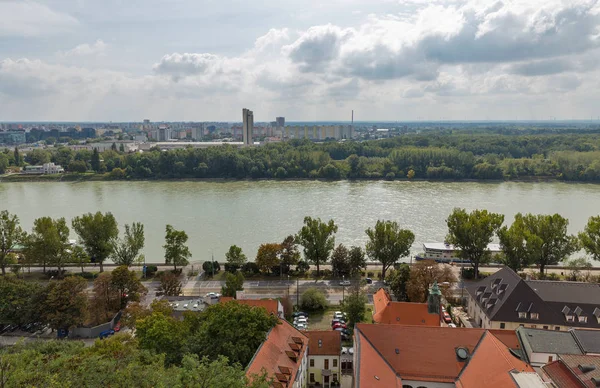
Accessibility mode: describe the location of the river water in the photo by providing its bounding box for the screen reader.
[1,181,599,264]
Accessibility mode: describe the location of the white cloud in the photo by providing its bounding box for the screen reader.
[59,39,108,57]
[0,1,78,37]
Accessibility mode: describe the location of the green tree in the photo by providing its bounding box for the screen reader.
[365,220,415,280]
[186,301,279,366]
[111,265,147,308]
[91,148,101,172]
[72,212,119,272]
[164,225,191,271]
[68,160,88,173]
[296,216,338,276]
[255,243,281,274]
[90,272,120,324]
[111,142,118,151]
[221,271,245,297]
[0,277,43,325]
[348,246,367,278]
[178,354,270,388]
[446,208,504,279]
[341,286,368,327]
[330,244,350,277]
[0,153,8,174]
[498,214,534,272]
[566,258,593,281]
[406,260,456,303]
[119,143,125,153]
[13,146,21,166]
[25,148,50,165]
[0,210,25,276]
[136,310,188,366]
[512,213,578,276]
[387,264,411,301]
[71,245,90,273]
[300,287,328,311]
[579,215,600,262]
[407,169,415,179]
[112,222,145,267]
[225,245,247,270]
[27,217,72,275]
[41,276,89,332]
[279,235,300,274]
[157,272,183,296]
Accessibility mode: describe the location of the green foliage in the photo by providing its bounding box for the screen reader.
[0,277,43,325]
[26,216,72,274]
[67,159,88,173]
[300,287,329,312]
[222,272,245,297]
[25,148,51,165]
[296,216,338,276]
[225,245,247,269]
[446,208,504,279]
[112,222,145,266]
[387,264,411,301]
[72,212,119,272]
[137,311,188,365]
[164,225,191,270]
[91,148,101,172]
[565,258,593,281]
[255,243,281,274]
[579,215,600,262]
[348,246,367,278]
[365,220,415,280]
[279,235,300,274]
[0,153,8,174]
[41,276,89,331]
[0,210,25,276]
[158,271,183,296]
[186,301,279,367]
[341,288,368,327]
[111,265,147,308]
[330,244,350,277]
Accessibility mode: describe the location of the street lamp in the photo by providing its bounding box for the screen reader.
[342,275,345,303]
[287,275,290,297]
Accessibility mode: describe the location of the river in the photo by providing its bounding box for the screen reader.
[1,181,599,264]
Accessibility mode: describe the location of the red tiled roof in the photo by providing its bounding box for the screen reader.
[488,329,522,350]
[246,320,308,386]
[372,288,440,326]
[356,330,402,388]
[220,298,279,316]
[305,331,341,356]
[556,354,600,388]
[456,332,535,388]
[356,324,485,383]
[542,360,586,388]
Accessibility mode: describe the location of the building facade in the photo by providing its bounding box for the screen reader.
[242,108,254,146]
[306,331,341,388]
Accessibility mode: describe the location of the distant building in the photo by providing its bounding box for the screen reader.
[23,163,64,174]
[0,131,26,145]
[283,125,354,141]
[242,108,254,146]
[276,117,285,128]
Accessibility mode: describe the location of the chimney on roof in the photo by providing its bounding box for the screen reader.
[579,364,596,373]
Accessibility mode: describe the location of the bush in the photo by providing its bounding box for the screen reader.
[300,288,328,312]
[462,268,477,280]
[212,261,221,273]
[546,273,560,281]
[296,261,310,274]
[145,265,158,277]
[224,263,239,273]
[46,269,67,279]
[73,271,97,280]
[242,262,260,276]
[367,271,374,278]
[360,271,366,277]
[170,269,182,276]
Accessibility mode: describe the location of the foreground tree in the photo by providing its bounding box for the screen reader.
[341,286,368,327]
[406,260,456,303]
[41,276,89,332]
[136,310,188,366]
[112,222,145,267]
[0,277,43,325]
[164,225,191,271]
[221,272,245,297]
[365,220,415,280]
[446,208,504,279]
[579,215,600,262]
[279,235,300,274]
[0,210,25,276]
[27,217,72,274]
[186,301,279,367]
[157,271,183,297]
[90,272,120,324]
[498,215,533,272]
[348,246,367,278]
[296,217,338,276]
[255,243,281,274]
[386,264,411,301]
[72,212,119,272]
[225,245,247,271]
[111,265,147,308]
[330,244,350,277]
[300,287,329,312]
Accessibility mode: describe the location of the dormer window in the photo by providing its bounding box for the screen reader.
[519,312,527,319]
[579,316,588,323]
[566,315,575,322]
[530,313,539,320]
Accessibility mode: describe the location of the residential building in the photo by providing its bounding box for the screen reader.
[516,327,583,366]
[467,267,600,330]
[0,131,26,145]
[542,354,600,387]
[305,331,341,388]
[219,297,284,319]
[23,163,64,174]
[353,324,539,388]
[372,288,441,325]
[276,117,285,128]
[246,320,308,388]
[242,108,254,146]
[416,242,502,263]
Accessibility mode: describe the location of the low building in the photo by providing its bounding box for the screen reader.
[353,324,540,388]
[542,354,600,387]
[372,288,441,326]
[219,297,284,319]
[23,163,64,174]
[305,331,341,387]
[467,267,600,331]
[0,131,26,145]
[572,329,600,355]
[516,327,583,366]
[246,320,308,388]
[166,298,209,320]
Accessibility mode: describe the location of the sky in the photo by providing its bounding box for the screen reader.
[1,0,600,122]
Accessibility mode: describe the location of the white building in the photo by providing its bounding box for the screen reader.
[24,163,65,174]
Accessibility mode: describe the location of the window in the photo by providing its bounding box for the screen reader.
[555,327,561,331]
[402,385,414,388]
[530,313,539,320]
[579,316,588,323]
[531,325,537,328]
[500,322,505,329]
[333,359,338,368]
[309,359,314,367]
[518,312,527,319]
[543,326,548,330]
[548,356,553,362]
[310,373,315,383]
[325,359,329,369]
[566,315,575,322]
[333,374,338,381]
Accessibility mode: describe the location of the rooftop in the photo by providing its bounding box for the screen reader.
[305,331,342,356]
[542,360,586,388]
[372,288,440,326]
[517,327,583,356]
[572,329,600,354]
[219,298,280,317]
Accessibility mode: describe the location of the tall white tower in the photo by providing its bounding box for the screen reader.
[242,108,254,146]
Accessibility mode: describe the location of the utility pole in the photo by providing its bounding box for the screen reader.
[296,277,299,309]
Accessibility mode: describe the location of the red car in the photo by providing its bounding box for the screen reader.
[114,322,121,332]
[443,312,452,324]
[333,322,347,330]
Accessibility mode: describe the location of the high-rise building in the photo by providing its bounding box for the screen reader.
[242,108,254,146]
[276,117,285,128]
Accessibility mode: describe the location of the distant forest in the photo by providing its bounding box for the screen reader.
[3,128,600,181]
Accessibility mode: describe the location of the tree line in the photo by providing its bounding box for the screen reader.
[3,131,600,180]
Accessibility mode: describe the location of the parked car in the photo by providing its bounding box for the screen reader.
[292,311,308,318]
[333,311,347,319]
[295,323,308,330]
[448,323,457,328]
[114,322,121,332]
[443,312,452,324]
[334,327,351,336]
[294,318,308,325]
[365,278,373,284]
[331,319,346,327]
[99,329,115,339]
[339,280,351,286]
[333,322,347,330]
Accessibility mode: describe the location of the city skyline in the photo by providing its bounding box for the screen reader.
[1,0,600,121]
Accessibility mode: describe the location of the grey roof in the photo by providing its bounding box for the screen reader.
[572,329,600,354]
[517,327,583,356]
[467,268,600,329]
[527,280,600,304]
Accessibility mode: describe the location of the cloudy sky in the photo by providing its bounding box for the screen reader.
[1,0,600,121]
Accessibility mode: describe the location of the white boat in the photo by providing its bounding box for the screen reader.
[414,242,502,264]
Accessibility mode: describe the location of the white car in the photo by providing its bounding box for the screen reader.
[295,323,308,330]
[448,323,457,328]
[333,311,346,319]
[339,280,351,286]
[294,317,308,324]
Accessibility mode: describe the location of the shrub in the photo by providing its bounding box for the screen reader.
[224,263,239,273]
[242,262,260,276]
[74,271,97,280]
[360,271,366,277]
[367,271,374,278]
[170,269,182,276]
[145,265,158,277]
[46,269,67,279]
[546,273,560,281]
[300,288,328,312]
